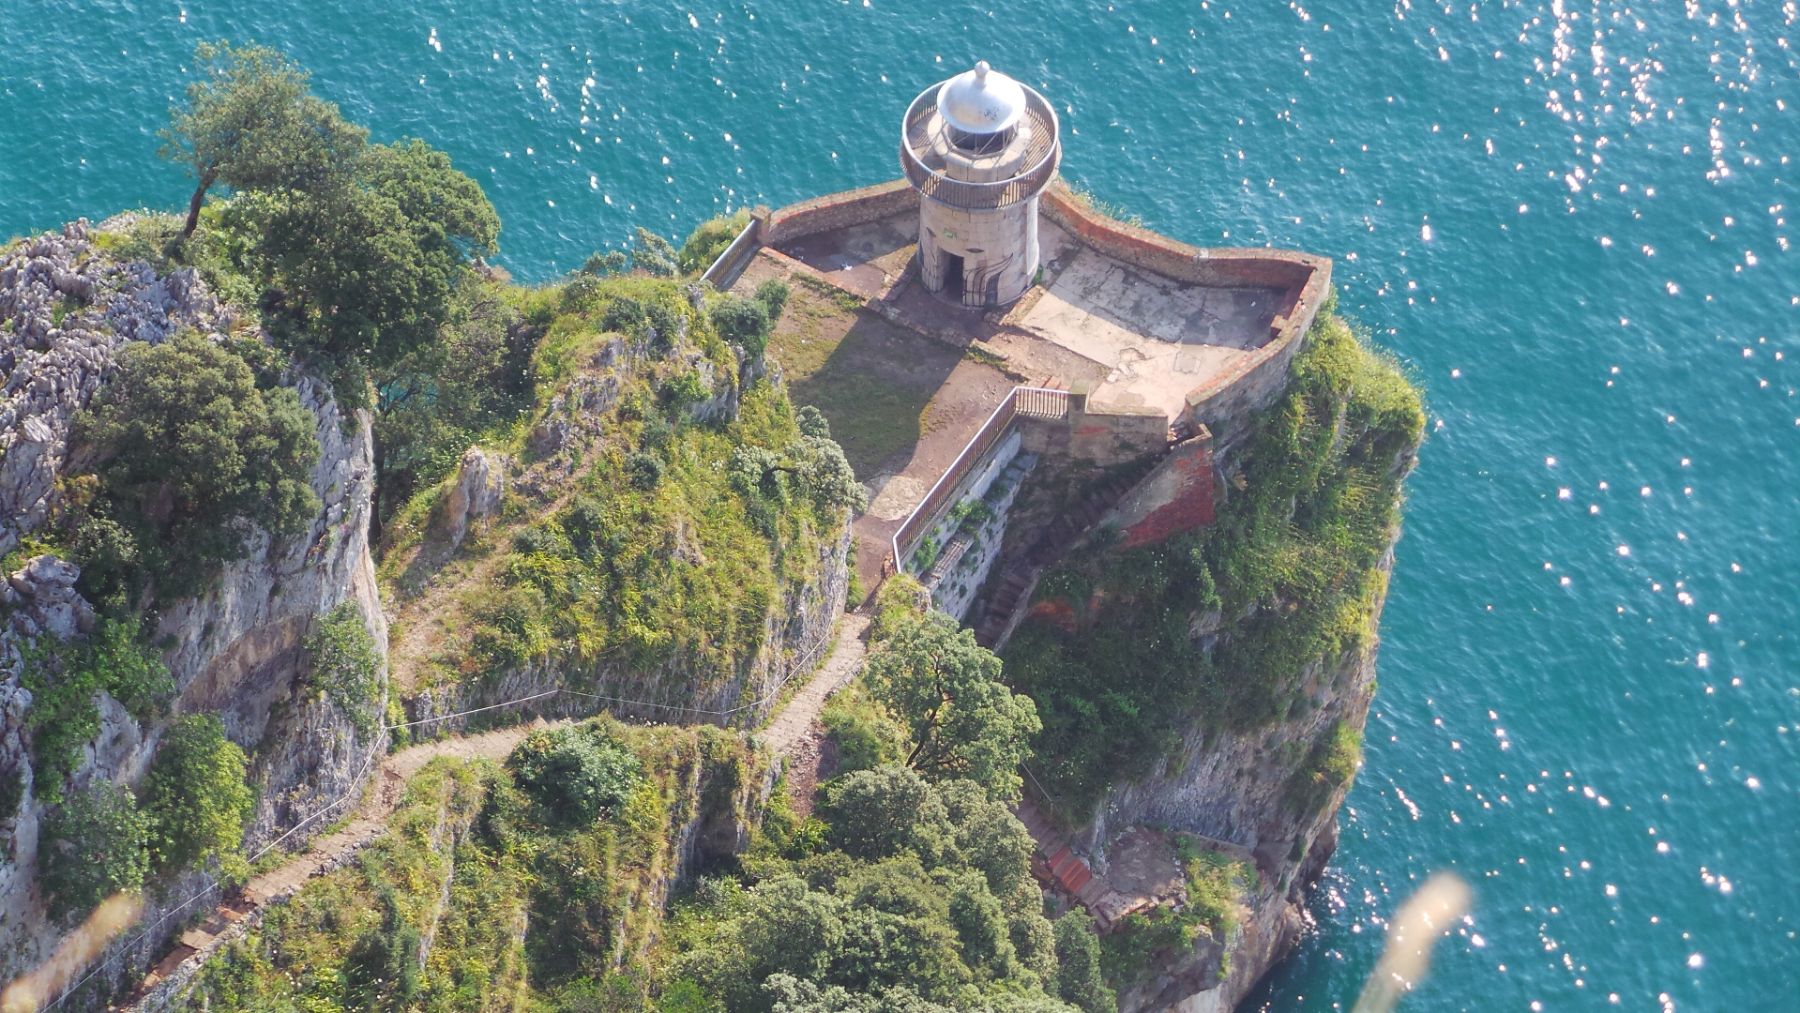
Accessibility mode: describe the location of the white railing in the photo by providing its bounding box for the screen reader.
[889,386,1071,572]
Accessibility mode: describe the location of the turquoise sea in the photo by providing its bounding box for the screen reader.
[4,1,1795,1008]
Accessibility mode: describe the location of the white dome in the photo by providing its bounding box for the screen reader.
[936,61,1027,135]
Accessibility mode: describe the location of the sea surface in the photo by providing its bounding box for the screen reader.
[3,1,1795,1009]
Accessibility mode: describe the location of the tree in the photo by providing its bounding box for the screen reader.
[229,137,499,379]
[160,41,367,239]
[74,333,320,597]
[40,781,149,920]
[371,278,535,532]
[818,766,954,866]
[140,714,255,875]
[710,295,771,361]
[862,613,1042,801]
[754,279,790,322]
[795,436,867,512]
[796,405,831,440]
[305,602,382,733]
[506,724,642,826]
[1051,913,1117,1013]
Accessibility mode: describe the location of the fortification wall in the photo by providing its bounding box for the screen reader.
[1102,432,1216,551]
[1039,182,1334,437]
[761,179,919,246]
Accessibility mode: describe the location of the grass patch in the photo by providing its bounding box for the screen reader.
[766,281,959,477]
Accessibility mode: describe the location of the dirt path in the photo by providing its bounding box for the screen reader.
[125,722,560,1006]
[761,613,871,816]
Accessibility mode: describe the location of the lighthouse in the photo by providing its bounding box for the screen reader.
[899,61,1062,308]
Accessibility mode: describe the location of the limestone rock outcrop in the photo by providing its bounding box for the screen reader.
[434,447,510,554]
[0,221,385,992]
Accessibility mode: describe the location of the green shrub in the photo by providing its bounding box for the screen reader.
[141,714,255,876]
[660,370,710,407]
[304,602,382,734]
[753,279,790,322]
[631,228,680,277]
[506,724,643,826]
[20,618,173,803]
[1053,911,1118,1013]
[1285,719,1362,814]
[627,450,665,490]
[820,684,906,775]
[73,333,321,597]
[0,767,24,820]
[40,780,149,919]
[709,295,770,362]
[678,210,750,274]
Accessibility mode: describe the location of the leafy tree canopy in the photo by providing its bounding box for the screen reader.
[305,602,383,733]
[40,780,149,920]
[141,714,256,876]
[74,333,320,597]
[862,612,1041,801]
[160,40,368,238]
[506,724,643,826]
[226,137,499,380]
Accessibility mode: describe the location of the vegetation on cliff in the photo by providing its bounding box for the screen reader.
[378,268,853,701]
[184,719,755,1011]
[1005,304,1424,818]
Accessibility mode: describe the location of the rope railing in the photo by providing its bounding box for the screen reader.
[41,617,857,1011]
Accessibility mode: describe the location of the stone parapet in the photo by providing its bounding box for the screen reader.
[1039,181,1334,434]
[762,179,919,247]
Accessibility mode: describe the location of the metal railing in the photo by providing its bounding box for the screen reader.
[898,83,1061,210]
[699,214,762,289]
[890,386,1071,571]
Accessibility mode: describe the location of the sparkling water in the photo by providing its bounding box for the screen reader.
[4,2,1795,1008]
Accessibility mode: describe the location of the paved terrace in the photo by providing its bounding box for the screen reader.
[777,205,1284,419]
[724,180,1329,595]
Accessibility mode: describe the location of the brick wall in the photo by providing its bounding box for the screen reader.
[1102,433,1217,551]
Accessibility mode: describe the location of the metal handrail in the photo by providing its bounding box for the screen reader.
[898,83,1061,210]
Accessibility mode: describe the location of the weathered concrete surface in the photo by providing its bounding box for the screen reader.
[1016,228,1280,418]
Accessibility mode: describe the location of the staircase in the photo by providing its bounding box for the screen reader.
[1015,798,1135,930]
[971,466,1147,647]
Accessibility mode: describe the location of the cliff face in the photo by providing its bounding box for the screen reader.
[384,293,851,738]
[0,221,385,988]
[1091,558,1394,1013]
[1003,308,1423,1011]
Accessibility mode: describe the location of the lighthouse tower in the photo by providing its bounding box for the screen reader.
[900,61,1061,308]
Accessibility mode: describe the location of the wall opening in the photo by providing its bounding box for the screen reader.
[943,252,965,300]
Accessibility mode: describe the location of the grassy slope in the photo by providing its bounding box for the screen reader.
[184,720,755,1011]
[376,274,844,704]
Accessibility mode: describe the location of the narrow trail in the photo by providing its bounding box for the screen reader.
[126,722,560,1004]
[117,612,874,1009]
[761,612,871,816]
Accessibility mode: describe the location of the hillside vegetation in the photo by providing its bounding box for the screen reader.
[1004,303,1426,818]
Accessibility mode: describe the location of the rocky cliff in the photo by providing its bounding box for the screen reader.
[382,288,852,739]
[1088,555,1395,1013]
[0,221,385,992]
[1002,308,1424,1011]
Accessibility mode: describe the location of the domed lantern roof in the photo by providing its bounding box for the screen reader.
[936,61,1027,136]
